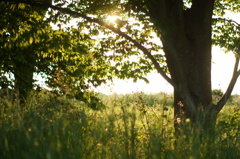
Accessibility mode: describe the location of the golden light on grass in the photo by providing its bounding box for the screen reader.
[186,118,191,123]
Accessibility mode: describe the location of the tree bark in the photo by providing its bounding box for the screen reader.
[13,51,36,106]
[147,0,215,124]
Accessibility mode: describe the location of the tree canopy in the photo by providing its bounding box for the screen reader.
[1,0,240,127]
[0,1,114,106]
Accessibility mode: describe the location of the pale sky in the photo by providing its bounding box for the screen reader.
[95,48,240,95]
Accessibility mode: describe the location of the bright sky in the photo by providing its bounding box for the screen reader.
[95,48,240,95]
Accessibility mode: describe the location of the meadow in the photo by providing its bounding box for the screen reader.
[0,91,239,159]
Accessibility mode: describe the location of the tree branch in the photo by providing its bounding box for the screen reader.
[215,51,240,114]
[5,0,175,86]
[213,17,240,28]
[212,17,240,114]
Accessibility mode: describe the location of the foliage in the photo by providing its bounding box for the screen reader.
[0,91,239,159]
[212,89,224,105]
[0,1,114,105]
[0,0,166,106]
[212,15,240,54]
[232,94,240,107]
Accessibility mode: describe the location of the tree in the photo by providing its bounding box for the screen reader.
[0,1,113,106]
[3,0,240,130]
[0,1,51,105]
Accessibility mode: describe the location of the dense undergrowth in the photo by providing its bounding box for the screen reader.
[0,91,239,159]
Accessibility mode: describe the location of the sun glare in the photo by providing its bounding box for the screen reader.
[106,15,119,23]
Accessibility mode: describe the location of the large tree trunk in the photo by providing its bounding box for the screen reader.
[148,0,215,125]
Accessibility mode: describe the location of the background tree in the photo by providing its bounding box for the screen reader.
[0,2,50,105]
[0,1,113,107]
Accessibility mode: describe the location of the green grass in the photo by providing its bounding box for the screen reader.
[0,91,239,159]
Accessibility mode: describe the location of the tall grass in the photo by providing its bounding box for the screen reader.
[0,91,239,159]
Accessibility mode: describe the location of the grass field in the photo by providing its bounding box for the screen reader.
[0,91,239,159]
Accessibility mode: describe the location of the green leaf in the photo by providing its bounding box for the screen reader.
[29,36,34,44]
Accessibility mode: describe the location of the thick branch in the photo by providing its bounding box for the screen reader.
[216,56,240,114]
[212,18,240,114]
[210,17,240,114]
[5,0,175,87]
